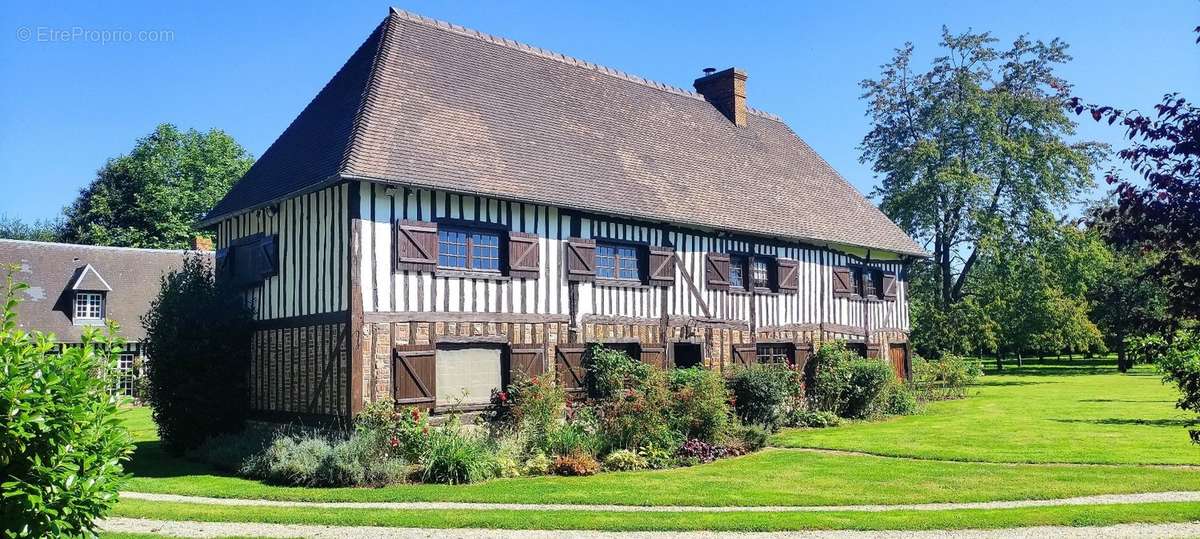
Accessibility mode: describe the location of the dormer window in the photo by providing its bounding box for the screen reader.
[74,292,104,321]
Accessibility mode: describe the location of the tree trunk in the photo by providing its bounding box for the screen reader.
[995,349,1003,371]
[1117,348,1129,373]
[1017,350,1023,367]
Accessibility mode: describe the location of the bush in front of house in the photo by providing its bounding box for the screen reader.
[239,428,407,487]
[587,344,650,398]
[911,354,983,401]
[0,272,135,538]
[806,341,857,414]
[879,382,920,417]
[602,449,647,471]
[842,359,894,419]
[356,399,431,463]
[726,364,801,430]
[420,425,498,485]
[1155,330,1200,442]
[668,367,733,444]
[787,409,842,428]
[142,254,255,453]
[507,373,567,456]
[550,452,601,476]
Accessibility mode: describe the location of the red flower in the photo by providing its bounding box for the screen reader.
[389,436,400,448]
[497,391,509,403]
[411,408,421,421]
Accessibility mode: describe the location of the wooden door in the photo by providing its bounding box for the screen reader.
[509,344,545,386]
[555,345,587,394]
[888,343,909,380]
[640,346,667,369]
[393,345,436,409]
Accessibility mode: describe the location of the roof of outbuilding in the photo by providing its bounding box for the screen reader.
[204,8,924,257]
[0,239,204,341]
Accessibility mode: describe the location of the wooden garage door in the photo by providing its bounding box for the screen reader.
[393,344,435,409]
[640,345,667,369]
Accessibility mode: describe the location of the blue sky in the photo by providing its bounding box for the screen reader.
[2,0,1197,222]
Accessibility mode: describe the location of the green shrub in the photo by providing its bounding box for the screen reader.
[880,383,920,416]
[726,364,800,430]
[806,341,857,413]
[142,255,254,453]
[602,449,647,471]
[668,367,732,443]
[522,453,553,475]
[550,452,600,476]
[586,344,649,398]
[1157,331,1200,441]
[636,442,677,469]
[508,374,566,456]
[356,399,431,462]
[787,409,842,428]
[545,421,601,457]
[420,428,497,484]
[734,423,771,452]
[842,359,893,419]
[239,429,406,487]
[595,368,679,451]
[911,353,982,401]
[0,272,134,537]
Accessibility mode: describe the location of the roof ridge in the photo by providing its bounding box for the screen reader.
[386,7,783,122]
[0,238,203,254]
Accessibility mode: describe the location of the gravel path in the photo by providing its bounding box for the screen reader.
[98,517,1200,538]
[121,490,1200,513]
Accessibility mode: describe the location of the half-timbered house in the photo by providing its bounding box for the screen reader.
[200,8,926,420]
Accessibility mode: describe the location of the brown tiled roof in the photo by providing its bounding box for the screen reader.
[0,240,204,341]
[204,8,924,257]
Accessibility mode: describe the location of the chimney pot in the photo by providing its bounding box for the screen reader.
[693,67,748,127]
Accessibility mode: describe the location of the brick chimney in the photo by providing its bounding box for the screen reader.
[191,235,214,251]
[693,67,748,127]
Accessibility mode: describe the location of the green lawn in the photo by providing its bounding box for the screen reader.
[774,359,1197,465]
[112,358,1200,531]
[108,499,1200,532]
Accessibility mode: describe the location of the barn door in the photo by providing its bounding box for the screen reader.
[509,344,545,385]
[888,343,909,380]
[555,345,587,394]
[640,345,667,369]
[393,345,436,409]
[731,344,756,368]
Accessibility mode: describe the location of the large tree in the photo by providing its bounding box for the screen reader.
[861,28,1103,353]
[0,214,64,242]
[60,124,253,249]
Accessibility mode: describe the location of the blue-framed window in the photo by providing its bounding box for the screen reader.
[596,243,640,281]
[438,227,501,272]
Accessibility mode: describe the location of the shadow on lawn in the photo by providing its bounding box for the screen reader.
[1079,399,1174,404]
[125,440,233,479]
[1050,417,1196,428]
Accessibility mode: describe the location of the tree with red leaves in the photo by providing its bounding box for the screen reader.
[1067,26,1199,321]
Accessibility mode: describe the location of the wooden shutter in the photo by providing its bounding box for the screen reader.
[215,247,232,282]
[394,220,438,272]
[798,343,816,386]
[393,345,436,409]
[256,234,279,279]
[647,247,675,286]
[882,272,898,300]
[776,258,799,293]
[508,232,540,279]
[640,345,667,369]
[705,253,730,290]
[508,344,545,384]
[555,345,587,393]
[731,343,756,367]
[832,267,853,298]
[866,343,881,359]
[564,238,596,282]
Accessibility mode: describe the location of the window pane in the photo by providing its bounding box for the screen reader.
[752,259,769,288]
[596,244,615,279]
[617,246,638,280]
[470,231,500,271]
[729,256,745,289]
[438,229,468,269]
[75,293,102,319]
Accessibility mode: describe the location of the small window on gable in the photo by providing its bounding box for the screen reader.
[595,243,640,281]
[74,292,103,321]
[437,227,501,273]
